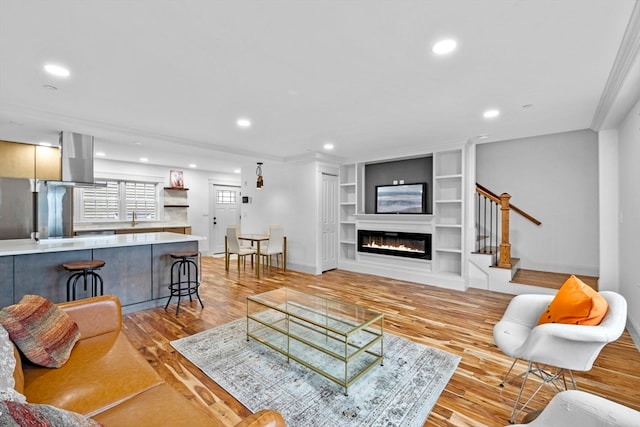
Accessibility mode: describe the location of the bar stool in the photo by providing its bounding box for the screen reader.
[164,251,204,315]
[62,260,105,301]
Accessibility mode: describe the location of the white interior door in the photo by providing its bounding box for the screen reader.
[209,185,241,254]
[321,173,338,272]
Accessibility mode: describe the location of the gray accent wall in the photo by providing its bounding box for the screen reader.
[476,129,599,276]
[364,157,433,214]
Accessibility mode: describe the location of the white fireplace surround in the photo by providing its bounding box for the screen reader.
[355,214,433,235]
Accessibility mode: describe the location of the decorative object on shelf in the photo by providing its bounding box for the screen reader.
[170,170,184,188]
[256,162,264,189]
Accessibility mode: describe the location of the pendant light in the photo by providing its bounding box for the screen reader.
[256,162,264,189]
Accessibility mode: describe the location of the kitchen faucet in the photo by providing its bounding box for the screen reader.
[131,211,137,226]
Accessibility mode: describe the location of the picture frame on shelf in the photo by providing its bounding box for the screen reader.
[170,170,184,188]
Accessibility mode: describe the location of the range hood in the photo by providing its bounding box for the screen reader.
[60,131,95,184]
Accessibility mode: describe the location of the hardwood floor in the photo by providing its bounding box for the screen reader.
[511,269,599,290]
[122,257,640,426]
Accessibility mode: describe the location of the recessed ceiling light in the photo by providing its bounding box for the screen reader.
[38,141,52,147]
[483,109,500,119]
[323,142,334,150]
[233,168,241,174]
[236,118,252,128]
[95,151,106,157]
[477,135,490,140]
[522,104,534,109]
[140,157,148,162]
[42,84,58,91]
[432,39,457,55]
[188,163,197,168]
[44,64,70,77]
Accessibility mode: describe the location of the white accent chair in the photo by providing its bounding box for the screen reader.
[509,390,640,427]
[260,225,285,271]
[493,291,627,423]
[225,225,256,271]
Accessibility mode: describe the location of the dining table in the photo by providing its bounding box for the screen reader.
[236,234,287,279]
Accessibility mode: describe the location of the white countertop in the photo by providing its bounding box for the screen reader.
[0,232,204,256]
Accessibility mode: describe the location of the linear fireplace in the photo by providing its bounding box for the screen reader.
[358,230,431,260]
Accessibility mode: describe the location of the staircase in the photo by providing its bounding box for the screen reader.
[470,183,599,295]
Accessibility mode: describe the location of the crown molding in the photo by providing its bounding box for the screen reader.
[591,1,640,131]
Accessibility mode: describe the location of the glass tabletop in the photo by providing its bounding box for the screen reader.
[247,287,383,336]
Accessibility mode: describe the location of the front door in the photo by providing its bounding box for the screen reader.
[209,185,241,254]
[321,173,338,272]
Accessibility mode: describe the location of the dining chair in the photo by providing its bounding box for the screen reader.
[261,224,285,270]
[225,225,256,271]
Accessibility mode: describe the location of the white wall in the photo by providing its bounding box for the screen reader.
[240,159,323,274]
[616,97,640,339]
[597,130,619,292]
[476,129,599,276]
[94,159,239,252]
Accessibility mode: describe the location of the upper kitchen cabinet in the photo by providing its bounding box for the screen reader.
[0,140,61,180]
[0,140,35,178]
[35,145,61,180]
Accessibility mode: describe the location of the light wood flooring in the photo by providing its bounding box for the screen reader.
[122,257,640,426]
[511,268,599,290]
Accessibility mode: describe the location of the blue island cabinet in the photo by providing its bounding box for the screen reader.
[14,249,93,303]
[0,232,203,312]
[93,245,153,306]
[0,256,14,307]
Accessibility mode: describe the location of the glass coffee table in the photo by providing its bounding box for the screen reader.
[246,287,384,395]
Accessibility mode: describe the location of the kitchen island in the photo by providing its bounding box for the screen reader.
[0,232,203,312]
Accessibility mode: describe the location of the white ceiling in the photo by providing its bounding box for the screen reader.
[0,0,637,174]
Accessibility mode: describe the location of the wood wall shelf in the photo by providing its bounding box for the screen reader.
[164,187,189,191]
[164,204,189,208]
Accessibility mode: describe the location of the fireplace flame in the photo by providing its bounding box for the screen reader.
[362,241,423,253]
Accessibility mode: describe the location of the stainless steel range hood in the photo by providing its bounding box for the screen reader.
[60,131,95,184]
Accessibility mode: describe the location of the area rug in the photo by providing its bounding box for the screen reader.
[171,318,460,426]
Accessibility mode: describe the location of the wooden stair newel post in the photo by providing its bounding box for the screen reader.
[499,193,512,268]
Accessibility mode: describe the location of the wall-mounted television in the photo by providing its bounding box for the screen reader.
[375,183,427,214]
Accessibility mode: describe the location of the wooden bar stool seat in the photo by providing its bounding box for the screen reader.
[63,260,105,301]
[164,251,204,315]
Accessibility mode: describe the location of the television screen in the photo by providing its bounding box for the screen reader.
[375,183,427,214]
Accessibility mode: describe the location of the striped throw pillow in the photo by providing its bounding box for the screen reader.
[0,400,103,426]
[0,295,80,368]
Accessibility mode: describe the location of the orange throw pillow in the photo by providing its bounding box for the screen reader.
[537,275,608,326]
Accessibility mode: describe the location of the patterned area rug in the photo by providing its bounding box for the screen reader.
[171,318,460,427]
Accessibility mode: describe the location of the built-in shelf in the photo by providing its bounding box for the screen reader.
[339,165,358,262]
[433,149,464,276]
[338,147,465,287]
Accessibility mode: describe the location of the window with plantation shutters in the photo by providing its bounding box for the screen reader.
[125,182,157,220]
[81,181,120,220]
[75,180,159,222]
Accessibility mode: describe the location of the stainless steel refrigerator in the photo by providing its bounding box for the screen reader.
[0,178,73,240]
[36,181,73,239]
[0,177,34,239]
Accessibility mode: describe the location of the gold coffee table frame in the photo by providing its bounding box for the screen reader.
[247,288,384,395]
